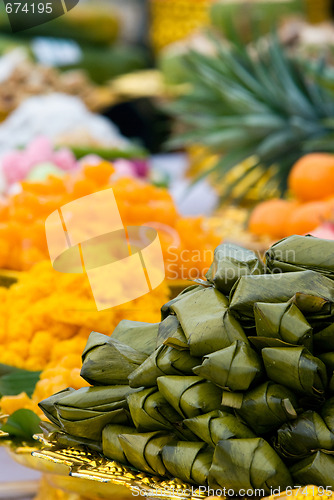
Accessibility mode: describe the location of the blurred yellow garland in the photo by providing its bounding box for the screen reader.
[0,261,169,418]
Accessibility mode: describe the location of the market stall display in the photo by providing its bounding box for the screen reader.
[3,2,334,499]
[150,0,306,54]
[0,157,229,422]
[28,235,334,491]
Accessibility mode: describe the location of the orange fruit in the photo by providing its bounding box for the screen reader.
[287,200,333,235]
[288,153,334,202]
[248,199,297,239]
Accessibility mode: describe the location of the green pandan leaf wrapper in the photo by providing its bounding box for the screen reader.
[81,331,148,386]
[230,270,334,321]
[262,346,327,397]
[119,431,175,476]
[39,386,136,441]
[276,411,334,459]
[223,382,298,435]
[172,286,248,356]
[209,437,292,494]
[128,344,198,388]
[184,410,255,447]
[266,235,334,278]
[290,452,334,488]
[252,301,313,350]
[206,243,264,294]
[193,340,262,391]
[162,441,214,485]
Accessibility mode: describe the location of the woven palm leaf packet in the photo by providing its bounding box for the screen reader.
[39,236,334,493]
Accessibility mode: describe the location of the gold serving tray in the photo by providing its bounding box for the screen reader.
[2,434,330,500]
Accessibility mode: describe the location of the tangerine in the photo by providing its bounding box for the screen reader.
[248,198,297,239]
[287,200,333,235]
[288,153,334,202]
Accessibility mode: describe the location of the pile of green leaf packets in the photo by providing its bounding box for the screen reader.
[39,235,334,494]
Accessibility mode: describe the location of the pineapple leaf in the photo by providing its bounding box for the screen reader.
[167,32,334,200]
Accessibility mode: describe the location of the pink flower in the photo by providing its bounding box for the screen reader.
[113,159,149,178]
[54,149,77,171]
[131,159,149,178]
[113,159,136,178]
[310,222,334,240]
[26,136,53,165]
[1,136,79,187]
[79,155,103,167]
[2,152,31,184]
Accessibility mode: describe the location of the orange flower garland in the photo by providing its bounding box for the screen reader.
[0,161,221,280]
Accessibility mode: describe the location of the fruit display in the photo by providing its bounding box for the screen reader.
[36,235,334,491]
[167,33,334,202]
[288,153,334,202]
[0,160,221,279]
[249,153,334,239]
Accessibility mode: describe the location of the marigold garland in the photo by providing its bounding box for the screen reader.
[0,260,169,418]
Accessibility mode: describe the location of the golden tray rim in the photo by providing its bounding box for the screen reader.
[31,434,207,500]
[2,434,328,500]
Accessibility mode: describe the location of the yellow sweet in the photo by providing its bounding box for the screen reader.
[0,260,169,417]
[1,392,39,417]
